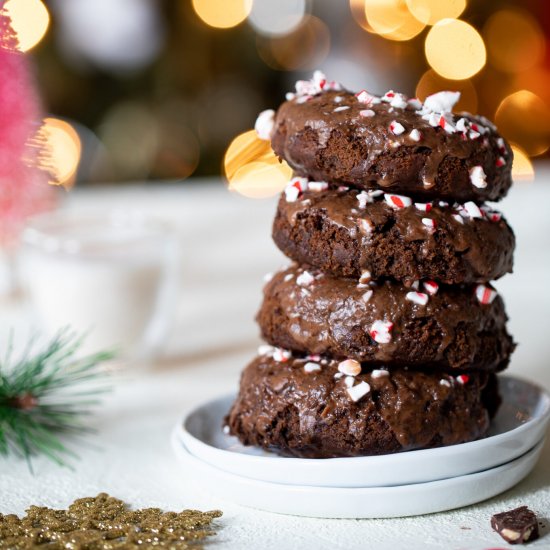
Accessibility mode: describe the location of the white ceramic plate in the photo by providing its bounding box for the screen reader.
[172,434,544,518]
[175,375,550,487]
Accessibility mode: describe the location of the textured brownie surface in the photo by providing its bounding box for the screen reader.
[273,186,515,285]
[271,90,513,202]
[257,266,515,371]
[226,352,498,458]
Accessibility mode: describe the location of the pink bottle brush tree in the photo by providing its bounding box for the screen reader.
[0,5,55,250]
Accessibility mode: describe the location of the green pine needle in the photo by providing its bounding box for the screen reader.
[0,329,114,469]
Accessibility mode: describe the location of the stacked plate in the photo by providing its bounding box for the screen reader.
[171,376,550,518]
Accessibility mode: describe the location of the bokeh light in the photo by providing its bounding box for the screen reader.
[256,15,330,71]
[191,0,252,29]
[248,0,306,37]
[42,118,82,187]
[4,0,50,52]
[224,130,291,198]
[363,0,425,41]
[495,91,550,157]
[425,19,486,80]
[510,144,535,182]
[416,70,477,113]
[406,0,465,26]
[484,9,544,74]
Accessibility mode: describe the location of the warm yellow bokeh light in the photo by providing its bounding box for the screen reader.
[42,118,82,186]
[364,0,425,41]
[406,0,465,26]
[192,0,252,29]
[224,130,291,199]
[425,19,486,80]
[495,91,550,157]
[4,0,50,52]
[416,70,477,113]
[510,145,534,182]
[484,9,544,74]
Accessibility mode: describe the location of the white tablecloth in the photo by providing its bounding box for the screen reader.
[1,171,550,549]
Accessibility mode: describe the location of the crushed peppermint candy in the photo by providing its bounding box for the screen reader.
[423,91,460,114]
[475,284,497,305]
[358,218,374,235]
[462,201,483,219]
[338,359,362,377]
[308,181,329,192]
[284,177,308,202]
[411,280,420,290]
[385,193,412,209]
[306,353,321,361]
[283,273,294,282]
[254,109,275,140]
[406,291,429,306]
[409,128,422,141]
[360,109,375,117]
[347,381,371,402]
[334,372,344,379]
[452,213,464,224]
[369,320,393,344]
[408,97,423,109]
[344,376,355,388]
[415,202,432,212]
[440,379,452,387]
[356,189,382,208]
[359,270,372,284]
[263,272,274,282]
[422,217,436,231]
[296,270,315,287]
[371,369,389,378]
[334,106,350,112]
[496,156,506,167]
[390,121,405,135]
[456,374,470,384]
[423,280,439,295]
[258,344,275,356]
[304,362,321,373]
[287,70,341,101]
[362,289,373,303]
[356,90,381,105]
[469,166,487,189]
[273,348,291,362]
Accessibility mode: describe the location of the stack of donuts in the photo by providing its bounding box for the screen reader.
[226,72,516,458]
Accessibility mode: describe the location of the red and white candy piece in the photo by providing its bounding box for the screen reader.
[284,177,308,202]
[308,181,329,192]
[423,91,461,113]
[406,291,429,306]
[452,213,464,224]
[306,354,321,362]
[371,369,389,378]
[439,115,456,134]
[408,97,423,110]
[496,156,506,167]
[362,289,373,303]
[304,362,321,373]
[456,374,470,385]
[347,381,371,402]
[384,193,412,209]
[258,344,275,356]
[389,93,408,109]
[469,166,487,189]
[358,218,374,235]
[338,359,362,377]
[423,280,439,295]
[390,121,405,135]
[273,348,291,362]
[422,218,436,231]
[369,320,393,344]
[462,201,483,219]
[344,376,355,388]
[409,128,422,142]
[415,202,432,212]
[255,109,275,140]
[333,106,350,112]
[411,280,420,290]
[440,379,451,388]
[359,109,375,117]
[497,137,507,155]
[296,270,315,287]
[356,90,381,105]
[475,284,497,305]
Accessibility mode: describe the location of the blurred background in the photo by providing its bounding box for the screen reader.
[5,0,548,190]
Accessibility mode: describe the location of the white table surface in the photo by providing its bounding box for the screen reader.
[1,169,550,549]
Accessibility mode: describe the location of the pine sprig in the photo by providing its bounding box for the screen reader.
[0,330,114,469]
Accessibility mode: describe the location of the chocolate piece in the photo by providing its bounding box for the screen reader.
[273,187,515,285]
[271,90,513,202]
[257,266,515,372]
[491,506,540,544]
[226,353,499,458]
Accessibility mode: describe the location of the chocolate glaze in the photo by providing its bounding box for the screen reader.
[258,266,515,371]
[226,353,498,458]
[273,187,515,285]
[271,90,513,202]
